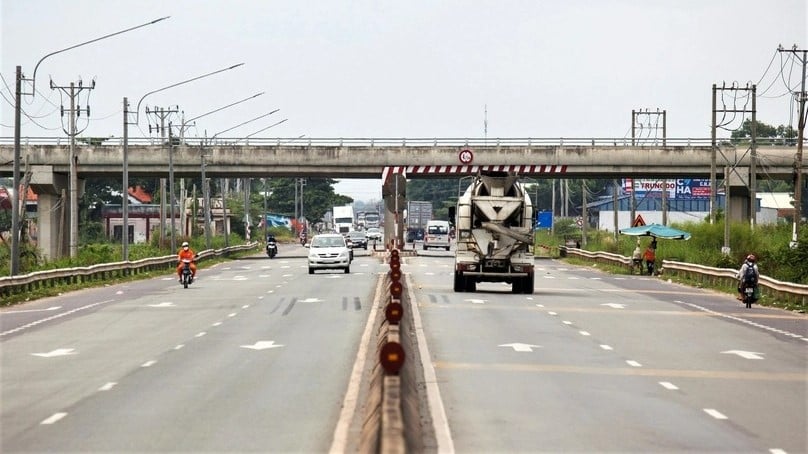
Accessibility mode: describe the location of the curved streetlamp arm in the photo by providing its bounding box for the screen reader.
[210,109,280,142]
[31,16,170,95]
[132,63,245,125]
[243,118,289,140]
[187,92,265,123]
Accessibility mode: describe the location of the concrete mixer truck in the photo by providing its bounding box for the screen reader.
[453,173,535,294]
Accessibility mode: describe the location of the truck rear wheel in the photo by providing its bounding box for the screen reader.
[465,278,476,292]
[523,273,534,294]
[453,271,464,292]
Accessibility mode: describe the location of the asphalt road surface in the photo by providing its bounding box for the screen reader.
[407,255,807,453]
[1,245,382,452]
[2,246,806,453]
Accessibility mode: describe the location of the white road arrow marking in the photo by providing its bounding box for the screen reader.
[601,303,626,309]
[32,348,77,358]
[499,343,541,352]
[241,341,284,350]
[721,350,765,360]
[149,302,176,308]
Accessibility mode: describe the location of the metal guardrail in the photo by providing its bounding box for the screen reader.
[0,136,804,147]
[0,243,257,301]
[560,246,808,306]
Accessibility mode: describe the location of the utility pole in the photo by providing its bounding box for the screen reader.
[168,123,177,252]
[711,85,717,224]
[612,180,619,240]
[122,97,130,260]
[778,45,806,247]
[11,66,22,275]
[202,151,211,249]
[146,106,178,247]
[243,177,251,241]
[222,177,229,248]
[632,108,667,224]
[263,178,268,243]
[50,78,95,258]
[581,180,587,247]
[9,17,169,275]
[299,178,306,230]
[711,82,757,248]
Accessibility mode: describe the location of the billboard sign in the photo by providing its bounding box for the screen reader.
[536,211,553,229]
[623,178,712,199]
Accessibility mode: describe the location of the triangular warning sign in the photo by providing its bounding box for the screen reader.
[632,214,646,227]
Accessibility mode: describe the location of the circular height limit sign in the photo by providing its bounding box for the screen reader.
[458,148,474,164]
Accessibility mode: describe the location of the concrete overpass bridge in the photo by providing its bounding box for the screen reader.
[0,136,804,260]
[0,137,801,179]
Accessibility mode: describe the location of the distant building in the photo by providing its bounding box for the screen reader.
[590,191,791,231]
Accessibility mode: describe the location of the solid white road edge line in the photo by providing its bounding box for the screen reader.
[406,272,455,453]
[329,272,384,454]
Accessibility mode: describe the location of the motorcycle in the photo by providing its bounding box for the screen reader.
[266,240,278,258]
[180,258,194,289]
[741,283,757,308]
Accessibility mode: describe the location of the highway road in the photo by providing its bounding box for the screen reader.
[2,245,806,453]
[0,244,382,452]
[406,253,808,453]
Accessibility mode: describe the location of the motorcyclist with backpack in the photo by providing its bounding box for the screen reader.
[736,254,759,305]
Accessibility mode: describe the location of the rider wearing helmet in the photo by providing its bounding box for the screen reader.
[737,254,759,300]
[177,241,197,282]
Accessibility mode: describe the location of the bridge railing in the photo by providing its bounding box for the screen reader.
[0,243,257,301]
[1,136,804,147]
[561,247,808,306]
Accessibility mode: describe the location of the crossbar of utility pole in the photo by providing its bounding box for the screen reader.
[710,83,757,237]
[50,79,95,258]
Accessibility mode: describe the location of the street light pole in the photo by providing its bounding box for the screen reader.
[168,123,177,253]
[11,66,22,275]
[122,97,129,259]
[121,63,246,259]
[10,16,169,274]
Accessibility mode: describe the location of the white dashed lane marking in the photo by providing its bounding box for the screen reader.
[703,409,728,420]
[41,413,67,425]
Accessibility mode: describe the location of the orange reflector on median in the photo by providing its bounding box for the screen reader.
[385,301,403,324]
[390,281,403,298]
[380,341,405,374]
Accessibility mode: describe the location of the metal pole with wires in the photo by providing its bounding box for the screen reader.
[10,17,169,273]
[778,45,806,247]
[50,78,95,258]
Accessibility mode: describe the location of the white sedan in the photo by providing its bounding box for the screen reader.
[306,233,352,274]
[366,227,383,241]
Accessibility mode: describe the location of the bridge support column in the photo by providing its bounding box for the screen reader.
[29,165,77,260]
[382,174,406,248]
[727,167,753,222]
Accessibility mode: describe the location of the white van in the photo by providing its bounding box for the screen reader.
[424,220,451,251]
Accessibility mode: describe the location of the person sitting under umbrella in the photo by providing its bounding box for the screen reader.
[643,243,656,275]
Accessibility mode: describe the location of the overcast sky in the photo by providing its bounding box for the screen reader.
[1,0,806,200]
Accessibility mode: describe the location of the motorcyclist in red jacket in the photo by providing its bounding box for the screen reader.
[177,241,197,282]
